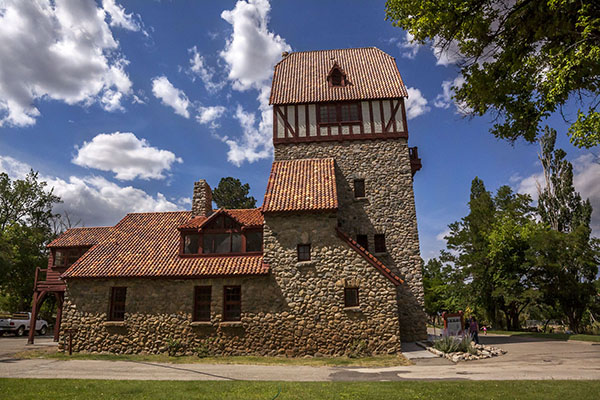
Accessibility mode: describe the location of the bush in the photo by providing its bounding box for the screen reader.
[166,338,184,357]
[433,335,476,354]
[347,340,369,358]
[195,338,215,358]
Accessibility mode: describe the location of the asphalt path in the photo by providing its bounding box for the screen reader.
[1,334,599,381]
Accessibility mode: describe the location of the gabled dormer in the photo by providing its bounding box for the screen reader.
[178,209,263,257]
[327,63,347,87]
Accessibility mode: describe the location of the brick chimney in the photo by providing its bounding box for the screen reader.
[191,179,213,217]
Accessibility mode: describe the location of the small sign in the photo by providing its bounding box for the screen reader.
[442,311,464,337]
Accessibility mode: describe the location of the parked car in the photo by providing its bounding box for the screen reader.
[0,312,48,336]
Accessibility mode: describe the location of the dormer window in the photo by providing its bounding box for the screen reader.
[327,64,347,87]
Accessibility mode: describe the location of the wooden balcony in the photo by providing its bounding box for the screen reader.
[34,267,66,292]
[409,146,422,176]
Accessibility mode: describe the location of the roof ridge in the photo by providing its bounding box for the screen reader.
[125,211,191,216]
[283,46,384,55]
[274,157,335,163]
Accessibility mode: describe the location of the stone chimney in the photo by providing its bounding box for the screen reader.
[191,179,213,217]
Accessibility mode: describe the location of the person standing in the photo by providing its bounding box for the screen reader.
[470,317,480,344]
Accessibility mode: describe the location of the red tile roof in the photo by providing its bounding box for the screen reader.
[336,228,403,286]
[263,158,338,213]
[61,212,269,279]
[179,208,263,229]
[47,227,113,248]
[270,47,409,105]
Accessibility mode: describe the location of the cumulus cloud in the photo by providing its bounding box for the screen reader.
[196,106,226,128]
[218,0,291,165]
[432,37,463,66]
[102,0,145,33]
[0,154,182,227]
[0,0,141,127]
[188,46,225,93]
[433,75,470,114]
[396,32,420,59]
[405,87,431,120]
[72,132,183,181]
[151,76,191,118]
[515,154,600,233]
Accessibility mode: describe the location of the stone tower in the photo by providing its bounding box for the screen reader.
[268,48,426,341]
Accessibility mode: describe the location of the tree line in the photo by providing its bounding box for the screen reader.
[425,128,600,333]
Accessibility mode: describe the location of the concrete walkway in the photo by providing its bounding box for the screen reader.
[1,334,599,381]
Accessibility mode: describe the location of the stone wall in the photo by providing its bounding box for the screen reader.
[61,213,401,356]
[274,138,427,341]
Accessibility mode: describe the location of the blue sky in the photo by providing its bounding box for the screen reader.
[0,0,598,260]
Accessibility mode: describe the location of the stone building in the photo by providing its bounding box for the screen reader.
[32,47,426,356]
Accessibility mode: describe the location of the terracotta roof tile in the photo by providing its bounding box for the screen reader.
[48,227,113,248]
[336,228,403,286]
[263,158,337,213]
[61,212,269,279]
[179,208,263,229]
[270,47,408,105]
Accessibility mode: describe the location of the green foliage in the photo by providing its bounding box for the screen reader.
[166,338,184,357]
[195,338,216,358]
[212,177,257,209]
[347,339,369,358]
[0,171,61,312]
[385,0,600,147]
[433,335,476,354]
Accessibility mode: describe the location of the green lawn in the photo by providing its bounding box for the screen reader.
[1,379,599,399]
[14,348,411,367]
[490,330,600,343]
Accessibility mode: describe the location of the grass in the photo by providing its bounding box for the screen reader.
[1,379,600,399]
[13,347,411,367]
[490,330,600,343]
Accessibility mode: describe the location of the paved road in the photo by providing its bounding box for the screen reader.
[0,335,55,360]
[0,334,599,381]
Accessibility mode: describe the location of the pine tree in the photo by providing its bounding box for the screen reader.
[212,177,257,209]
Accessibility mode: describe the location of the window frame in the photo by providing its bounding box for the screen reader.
[53,247,89,269]
[193,286,212,322]
[356,234,369,252]
[317,101,362,132]
[374,234,387,253]
[353,179,365,198]
[297,244,311,261]
[344,287,359,308]
[109,287,127,321]
[223,286,242,322]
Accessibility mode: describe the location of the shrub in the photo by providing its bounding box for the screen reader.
[433,335,476,354]
[166,338,184,357]
[347,340,369,358]
[195,338,215,358]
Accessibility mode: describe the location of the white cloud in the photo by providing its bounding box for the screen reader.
[405,87,430,120]
[220,0,291,92]
[188,46,225,93]
[0,154,183,227]
[432,37,463,66]
[72,132,182,181]
[102,0,145,33]
[0,0,140,127]
[197,106,226,128]
[515,154,600,233]
[436,228,451,242]
[397,32,421,59]
[218,0,291,165]
[151,76,191,118]
[434,75,470,114]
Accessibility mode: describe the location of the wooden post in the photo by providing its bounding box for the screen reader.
[27,291,39,345]
[53,292,64,342]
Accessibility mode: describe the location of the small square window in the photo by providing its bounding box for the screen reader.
[356,235,369,251]
[109,287,127,321]
[223,286,241,321]
[297,244,311,261]
[374,234,386,253]
[54,250,64,267]
[353,179,365,198]
[344,288,359,308]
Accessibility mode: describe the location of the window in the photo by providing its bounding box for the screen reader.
[330,68,343,86]
[203,233,242,254]
[374,234,386,253]
[353,179,365,198]
[356,235,369,251]
[297,244,311,261]
[246,231,263,252]
[318,102,361,124]
[109,287,127,321]
[184,234,200,254]
[54,250,64,267]
[194,286,211,321]
[223,286,241,321]
[344,288,359,308]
